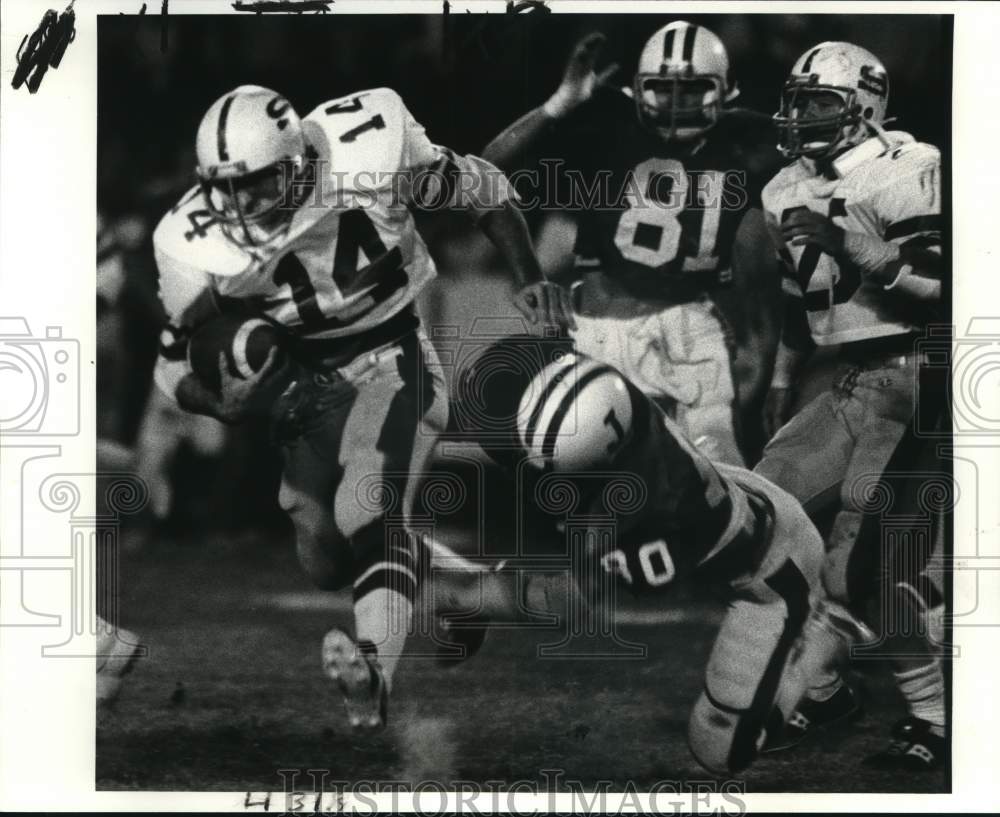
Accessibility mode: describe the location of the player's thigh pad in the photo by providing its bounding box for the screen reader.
[646,298,736,408]
[278,333,448,589]
[826,369,916,603]
[754,390,854,510]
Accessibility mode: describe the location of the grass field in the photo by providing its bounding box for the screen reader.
[97,525,948,794]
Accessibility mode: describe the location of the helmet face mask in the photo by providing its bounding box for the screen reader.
[633,22,737,145]
[774,42,890,162]
[199,157,305,247]
[775,81,861,159]
[634,74,725,142]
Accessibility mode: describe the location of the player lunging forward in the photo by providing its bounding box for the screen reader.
[483,23,784,464]
[755,43,947,768]
[152,85,566,729]
[433,335,872,775]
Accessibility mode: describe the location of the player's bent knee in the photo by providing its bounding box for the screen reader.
[279,489,353,591]
[688,690,780,775]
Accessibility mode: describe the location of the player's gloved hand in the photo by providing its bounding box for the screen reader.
[216,347,292,424]
[543,32,619,119]
[781,210,846,258]
[515,280,578,333]
[763,386,794,440]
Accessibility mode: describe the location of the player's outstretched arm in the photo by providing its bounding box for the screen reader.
[482,31,617,172]
[477,199,576,331]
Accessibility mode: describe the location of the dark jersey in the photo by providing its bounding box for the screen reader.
[541,86,782,302]
[535,382,775,594]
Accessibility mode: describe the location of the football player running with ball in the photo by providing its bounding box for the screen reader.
[431,335,873,776]
[483,22,785,466]
[754,43,947,768]
[151,85,568,730]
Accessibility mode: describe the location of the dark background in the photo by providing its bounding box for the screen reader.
[96,12,951,532]
[95,13,952,793]
[99,12,951,215]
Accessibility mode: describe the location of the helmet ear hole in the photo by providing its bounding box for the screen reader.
[863,106,874,120]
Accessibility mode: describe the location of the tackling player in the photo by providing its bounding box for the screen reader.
[754,42,947,769]
[483,23,784,465]
[151,84,568,730]
[429,335,872,776]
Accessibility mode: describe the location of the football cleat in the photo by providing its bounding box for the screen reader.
[96,626,142,709]
[321,629,388,731]
[433,558,508,667]
[763,682,863,753]
[863,716,947,771]
[436,613,491,667]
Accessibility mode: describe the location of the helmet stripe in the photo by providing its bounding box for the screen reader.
[681,23,697,63]
[801,46,823,74]
[524,358,579,449]
[540,364,617,461]
[662,27,677,64]
[217,94,236,162]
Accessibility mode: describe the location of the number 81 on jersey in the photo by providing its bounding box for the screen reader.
[614,158,737,273]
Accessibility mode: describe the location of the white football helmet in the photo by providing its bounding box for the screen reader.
[774,42,890,159]
[195,85,307,246]
[634,21,739,142]
[517,352,635,472]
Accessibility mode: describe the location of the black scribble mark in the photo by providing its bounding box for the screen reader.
[12,1,76,94]
[506,0,550,13]
[119,1,169,54]
[160,0,169,53]
[443,1,549,70]
[232,0,333,12]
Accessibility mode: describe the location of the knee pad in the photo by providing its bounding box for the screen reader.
[688,688,783,776]
[822,510,863,604]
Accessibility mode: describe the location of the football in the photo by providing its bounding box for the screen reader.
[187,314,287,394]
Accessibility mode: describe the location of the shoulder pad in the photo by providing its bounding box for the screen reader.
[304,87,408,188]
[837,134,938,183]
[154,187,253,279]
[760,162,806,213]
[881,139,940,172]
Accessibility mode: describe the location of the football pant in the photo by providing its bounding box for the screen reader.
[274,329,448,599]
[754,360,915,605]
[688,469,827,774]
[571,295,744,466]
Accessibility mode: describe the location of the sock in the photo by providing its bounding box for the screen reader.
[353,587,412,693]
[894,659,946,734]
